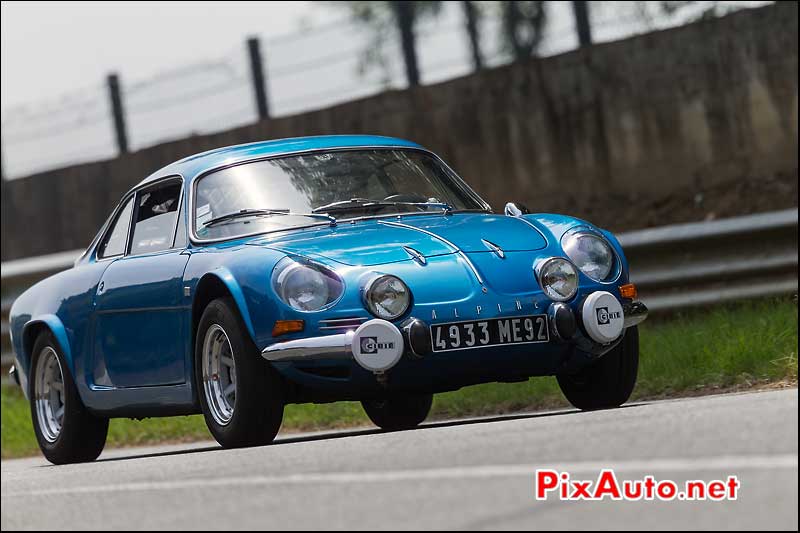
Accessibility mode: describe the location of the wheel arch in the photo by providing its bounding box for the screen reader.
[21,315,74,397]
[192,271,257,349]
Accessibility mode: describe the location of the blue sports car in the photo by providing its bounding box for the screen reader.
[9,135,647,464]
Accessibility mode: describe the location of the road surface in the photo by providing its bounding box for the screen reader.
[2,389,797,530]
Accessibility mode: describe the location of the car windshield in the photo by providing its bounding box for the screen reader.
[193,149,487,240]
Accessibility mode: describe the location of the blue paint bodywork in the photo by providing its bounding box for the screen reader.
[9,135,631,416]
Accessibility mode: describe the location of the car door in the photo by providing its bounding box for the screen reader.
[92,178,190,388]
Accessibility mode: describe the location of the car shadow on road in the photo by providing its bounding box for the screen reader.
[91,404,646,464]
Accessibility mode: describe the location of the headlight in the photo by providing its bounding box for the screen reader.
[562,231,615,281]
[536,258,579,301]
[273,259,343,312]
[364,275,411,320]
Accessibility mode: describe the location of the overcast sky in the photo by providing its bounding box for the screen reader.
[1,1,337,108]
[0,1,770,179]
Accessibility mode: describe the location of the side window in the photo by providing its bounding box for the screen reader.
[130,181,182,255]
[98,198,134,259]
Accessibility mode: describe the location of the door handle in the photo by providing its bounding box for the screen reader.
[98,281,105,293]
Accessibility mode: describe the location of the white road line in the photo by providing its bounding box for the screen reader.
[4,454,797,497]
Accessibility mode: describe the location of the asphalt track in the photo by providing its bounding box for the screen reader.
[1,389,797,530]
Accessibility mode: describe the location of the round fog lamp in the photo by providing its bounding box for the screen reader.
[364,275,410,320]
[537,258,579,302]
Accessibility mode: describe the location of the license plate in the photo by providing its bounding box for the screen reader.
[430,314,549,353]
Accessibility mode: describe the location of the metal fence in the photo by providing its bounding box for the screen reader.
[2,1,773,180]
[2,208,797,370]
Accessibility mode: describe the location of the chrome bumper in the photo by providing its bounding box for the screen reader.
[262,330,355,362]
[262,300,648,364]
[623,301,649,328]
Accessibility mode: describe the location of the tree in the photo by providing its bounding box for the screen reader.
[334,1,443,88]
[629,1,723,29]
[461,1,484,71]
[334,0,552,84]
[497,1,548,61]
[391,1,423,86]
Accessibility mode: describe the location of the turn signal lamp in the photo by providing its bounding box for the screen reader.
[619,283,638,299]
[272,319,305,337]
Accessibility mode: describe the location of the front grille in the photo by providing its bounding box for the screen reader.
[318,316,369,331]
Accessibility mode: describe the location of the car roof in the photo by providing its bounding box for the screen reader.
[134,135,424,190]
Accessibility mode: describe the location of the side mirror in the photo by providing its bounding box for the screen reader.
[504,202,530,217]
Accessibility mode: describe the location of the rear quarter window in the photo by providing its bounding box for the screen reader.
[98,198,134,259]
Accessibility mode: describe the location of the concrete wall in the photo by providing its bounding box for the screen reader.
[1,3,797,261]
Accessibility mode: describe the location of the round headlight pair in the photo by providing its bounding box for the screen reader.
[562,230,616,281]
[273,259,344,312]
[364,275,411,320]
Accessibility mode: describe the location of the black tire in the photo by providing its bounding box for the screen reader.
[362,393,433,431]
[29,331,108,464]
[195,297,284,448]
[557,326,639,410]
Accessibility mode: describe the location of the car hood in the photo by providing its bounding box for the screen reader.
[245,213,548,266]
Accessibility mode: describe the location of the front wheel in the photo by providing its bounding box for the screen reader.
[557,326,640,410]
[29,332,108,464]
[362,393,433,431]
[195,297,284,448]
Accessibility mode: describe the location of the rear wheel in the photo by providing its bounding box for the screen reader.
[362,393,433,431]
[29,332,108,464]
[195,297,284,448]
[557,326,639,410]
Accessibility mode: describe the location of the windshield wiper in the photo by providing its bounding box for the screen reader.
[203,208,336,227]
[311,198,378,212]
[312,198,453,215]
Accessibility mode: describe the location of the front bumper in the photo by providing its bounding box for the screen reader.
[262,299,649,372]
[623,300,648,328]
[262,331,355,362]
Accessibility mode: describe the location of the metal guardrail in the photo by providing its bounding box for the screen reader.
[1,209,797,370]
[2,249,85,372]
[619,209,798,311]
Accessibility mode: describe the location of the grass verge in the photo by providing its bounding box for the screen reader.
[2,297,797,459]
